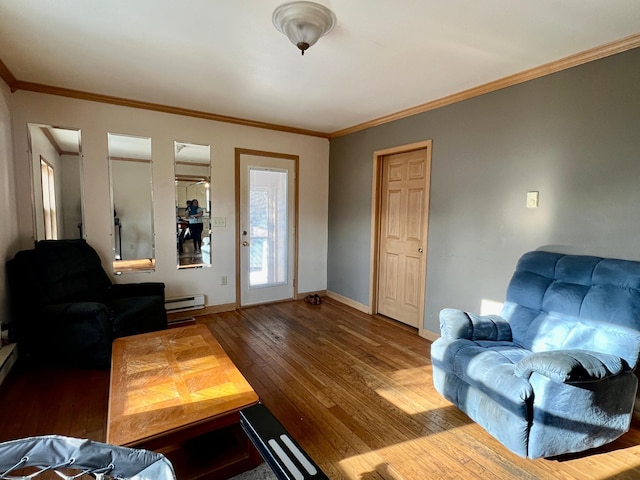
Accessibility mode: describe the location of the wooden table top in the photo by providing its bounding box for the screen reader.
[107,324,258,447]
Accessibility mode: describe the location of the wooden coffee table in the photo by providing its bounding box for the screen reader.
[107,324,261,480]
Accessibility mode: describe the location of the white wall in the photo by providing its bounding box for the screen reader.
[0,81,19,330]
[10,91,330,306]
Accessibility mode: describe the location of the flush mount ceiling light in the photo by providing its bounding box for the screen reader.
[272,1,336,56]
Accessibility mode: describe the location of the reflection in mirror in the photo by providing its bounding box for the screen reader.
[174,141,211,269]
[27,123,83,241]
[108,133,155,273]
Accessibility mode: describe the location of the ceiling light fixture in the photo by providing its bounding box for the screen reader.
[272,1,336,56]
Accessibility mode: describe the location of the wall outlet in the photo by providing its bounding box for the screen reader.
[212,216,226,227]
[221,275,227,286]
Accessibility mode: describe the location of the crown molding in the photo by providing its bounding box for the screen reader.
[0,58,17,90]
[9,79,331,139]
[329,33,640,139]
[1,33,638,140]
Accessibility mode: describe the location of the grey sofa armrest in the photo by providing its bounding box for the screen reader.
[514,350,627,383]
[439,308,512,341]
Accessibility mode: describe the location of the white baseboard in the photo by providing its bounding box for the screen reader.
[326,290,369,314]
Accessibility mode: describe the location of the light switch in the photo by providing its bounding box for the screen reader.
[211,216,226,227]
[527,191,539,209]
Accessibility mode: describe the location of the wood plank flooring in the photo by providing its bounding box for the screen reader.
[2,297,640,479]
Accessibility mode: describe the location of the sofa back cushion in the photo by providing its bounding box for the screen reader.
[34,240,112,304]
[503,251,640,368]
[10,240,112,306]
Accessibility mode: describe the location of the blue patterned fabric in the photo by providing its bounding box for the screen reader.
[431,251,640,458]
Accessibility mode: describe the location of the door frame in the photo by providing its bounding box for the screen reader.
[235,148,299,308]
[369,140,432,336]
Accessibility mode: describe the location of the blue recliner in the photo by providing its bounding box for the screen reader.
[431,251,640,458]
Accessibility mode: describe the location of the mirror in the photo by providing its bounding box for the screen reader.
[174,141,211,269]
[27,123,83,241]
[108,133,155,273]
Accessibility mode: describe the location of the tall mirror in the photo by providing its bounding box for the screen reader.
[27,123,84,241]
[174,141,211,269]
[108,133,155,273]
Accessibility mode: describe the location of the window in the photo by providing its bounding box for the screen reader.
[40,156,57,240]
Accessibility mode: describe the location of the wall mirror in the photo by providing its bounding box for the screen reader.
[108,133,155,273]
[27,123,84,242]
[174,141,211,269]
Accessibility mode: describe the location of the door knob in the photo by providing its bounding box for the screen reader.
[418,247,423,253]
[242,241,249,246]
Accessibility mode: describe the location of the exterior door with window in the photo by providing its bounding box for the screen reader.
[238,152,296,306]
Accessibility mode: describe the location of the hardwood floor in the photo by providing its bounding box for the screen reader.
[2,297,640,479]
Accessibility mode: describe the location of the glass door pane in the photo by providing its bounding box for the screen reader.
[249,168,288,288]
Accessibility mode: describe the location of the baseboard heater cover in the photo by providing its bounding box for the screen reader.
[165,294,205,313]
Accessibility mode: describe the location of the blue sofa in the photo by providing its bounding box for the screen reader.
[431,251,640,458]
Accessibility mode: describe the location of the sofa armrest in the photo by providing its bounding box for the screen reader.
[514,350,628,383]
[27,303,114,368]
[109,282,165,299]
[43,302,111,321]
[439,308,512,341]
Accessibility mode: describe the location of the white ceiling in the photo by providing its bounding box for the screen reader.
[2,1,639,134]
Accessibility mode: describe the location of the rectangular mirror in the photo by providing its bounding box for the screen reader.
[108,133,155,273]
[174,141,211,269]
[27,123,84,241]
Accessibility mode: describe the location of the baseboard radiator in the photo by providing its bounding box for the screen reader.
[165,294,205,313]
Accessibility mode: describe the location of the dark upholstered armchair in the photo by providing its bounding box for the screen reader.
[6,239,167,368]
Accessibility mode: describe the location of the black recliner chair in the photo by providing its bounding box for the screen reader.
[6,239,167,368]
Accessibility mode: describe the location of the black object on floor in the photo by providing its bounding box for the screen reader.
[240,404,329,480]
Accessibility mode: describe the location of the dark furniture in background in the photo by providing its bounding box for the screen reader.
[6,239,167,368]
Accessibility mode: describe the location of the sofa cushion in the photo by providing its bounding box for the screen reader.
[34,239,111,304]
[432,338,533,414]
[503,251,640,367]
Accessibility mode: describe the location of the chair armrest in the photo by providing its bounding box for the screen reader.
[439,308,512,341]
[109,282,165,299]
[41,302,113,325]
[33,303,114,368]
[514,350,628,383]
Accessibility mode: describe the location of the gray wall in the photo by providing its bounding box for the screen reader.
[328,47,640,336]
